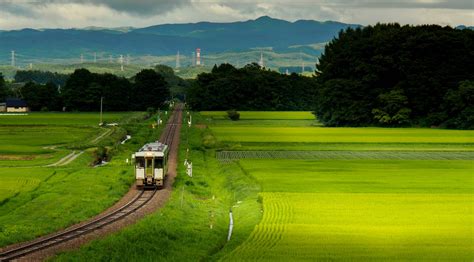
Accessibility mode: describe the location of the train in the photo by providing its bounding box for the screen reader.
[132,141,169,188]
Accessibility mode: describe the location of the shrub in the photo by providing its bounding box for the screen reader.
[227,110,240,121]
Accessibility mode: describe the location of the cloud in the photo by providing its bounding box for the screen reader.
[0,0,190,16]
[0,0,472,30]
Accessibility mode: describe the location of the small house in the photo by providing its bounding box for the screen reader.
[5,98,29,112]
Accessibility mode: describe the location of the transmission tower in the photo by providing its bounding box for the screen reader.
[176,51,180,69]
[258,52,264,68]
[11,50,15,67]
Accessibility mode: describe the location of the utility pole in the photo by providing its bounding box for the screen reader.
[11,50,15,67]
[94,52,97,63]
[99,96,103,125]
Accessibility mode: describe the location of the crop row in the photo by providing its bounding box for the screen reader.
[226,193,293,261]
[216,150,474,163]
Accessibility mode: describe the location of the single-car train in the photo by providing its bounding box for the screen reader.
[132,141,169,188]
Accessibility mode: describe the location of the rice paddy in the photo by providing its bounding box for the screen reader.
[206,111,474,261]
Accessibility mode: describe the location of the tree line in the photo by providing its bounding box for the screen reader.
[315,23,473,129]
[187,63,316,111]
[1,68,171,111]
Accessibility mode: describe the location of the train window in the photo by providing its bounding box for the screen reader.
[154,159,163,168]
[136,158,145,168]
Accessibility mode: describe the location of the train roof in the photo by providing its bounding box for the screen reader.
[134,142,168,157]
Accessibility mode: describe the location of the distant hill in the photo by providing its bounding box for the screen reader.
[456,25,474,30]
[0,16,360,64]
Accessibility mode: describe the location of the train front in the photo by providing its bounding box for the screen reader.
[132,142,168,188]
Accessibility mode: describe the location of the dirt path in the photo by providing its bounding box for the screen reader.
[6,107,183,261]
[44,151,84,167]
[90,128,112,144]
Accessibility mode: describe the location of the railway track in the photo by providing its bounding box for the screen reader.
[0,104,183,262]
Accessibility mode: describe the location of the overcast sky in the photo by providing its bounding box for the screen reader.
[0,0,472,30]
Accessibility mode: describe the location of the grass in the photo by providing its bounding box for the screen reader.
[0,111,167,247]
[0,112,135,126]
[0,112,139,167]
[211,126,474,143]
[201,111,315,120]
[224,159,474,261]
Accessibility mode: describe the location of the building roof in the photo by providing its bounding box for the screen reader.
[6,98,27,107]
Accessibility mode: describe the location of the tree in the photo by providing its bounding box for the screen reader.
[187,63,316,111]
[62,68,94,111]
[0,73,7,101]
[132,69,170,110]
[21,81,61,111]
[442,81,474,129]
[372,89,411,125]
[315,23,474,128]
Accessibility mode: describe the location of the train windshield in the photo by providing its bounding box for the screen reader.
[154,158,163,168]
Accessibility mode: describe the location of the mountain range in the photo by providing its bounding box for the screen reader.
[0,16,360,64]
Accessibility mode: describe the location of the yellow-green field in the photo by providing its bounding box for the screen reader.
[207,111,474,261]
[212,126,474,143]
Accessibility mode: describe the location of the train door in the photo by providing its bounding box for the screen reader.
[145,157,154,183]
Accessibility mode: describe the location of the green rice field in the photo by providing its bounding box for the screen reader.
[225,159,473,261]
[208,111,474,261]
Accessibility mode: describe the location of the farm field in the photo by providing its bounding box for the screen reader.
[207,111,474,260]
[201,111,474,151]
[0,112,138,167]
[225,159,474,261]
[0,111,165,247]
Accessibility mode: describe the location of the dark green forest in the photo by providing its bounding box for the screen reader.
[187,63,316,111]
[315,23,473,129]
[62,68,170,111]
[1,69,171,112]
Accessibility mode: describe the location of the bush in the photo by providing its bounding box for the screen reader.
[227,110,240,121]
